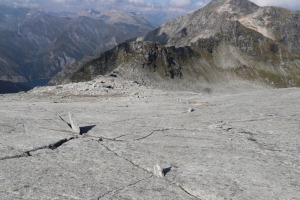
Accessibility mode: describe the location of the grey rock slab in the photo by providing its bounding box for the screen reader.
[102,176,197,200]
[0,102,74,159]
[99,88,300,200]
[103,128,300,199]
[0,138,150,200]
[0,83,300,199]
[44,100,189,140]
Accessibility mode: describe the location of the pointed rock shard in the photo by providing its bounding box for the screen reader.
[153,163,164,178]
[68,112,80,134]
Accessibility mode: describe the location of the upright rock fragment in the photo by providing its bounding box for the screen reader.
[68,112,80,134]
[153,163,164,178]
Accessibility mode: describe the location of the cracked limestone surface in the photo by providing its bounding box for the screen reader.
[0,138,195,200]
[0,102,75,159]
[0,76,299,199]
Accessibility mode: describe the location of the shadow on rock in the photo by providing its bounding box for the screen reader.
[80,125,96,135]
[163,167,172,176]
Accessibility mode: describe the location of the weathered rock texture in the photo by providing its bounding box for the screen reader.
[57,0,300,90]
[0,76,299,199]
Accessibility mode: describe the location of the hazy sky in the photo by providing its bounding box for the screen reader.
[0,0,299,16]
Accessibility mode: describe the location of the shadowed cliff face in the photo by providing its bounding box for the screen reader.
[57,0,300,91]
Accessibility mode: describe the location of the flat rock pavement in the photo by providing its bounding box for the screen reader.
[0,78,299,199]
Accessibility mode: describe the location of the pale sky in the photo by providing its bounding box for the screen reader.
[0,0,299,25]
[1,0,298,13]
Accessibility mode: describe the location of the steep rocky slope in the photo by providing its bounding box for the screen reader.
[59,0,300,91]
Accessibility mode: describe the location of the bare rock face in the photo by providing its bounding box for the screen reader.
[58,0,300,91]
[0,77,299,199]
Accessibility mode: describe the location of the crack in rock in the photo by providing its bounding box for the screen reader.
[101,143,201,199]
[48,137,77,150]
[97,175,153,199]
[59,115,72,129]
[2,127,200,198]
[135,129,170,141]
[0,153,30,161]
[0,137,77,161]
[102,144,150,174]
[83,134,125,142]
[177,184,201,199]
[112,133,136,141]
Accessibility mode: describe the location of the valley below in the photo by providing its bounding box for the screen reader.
[0,76,299,199]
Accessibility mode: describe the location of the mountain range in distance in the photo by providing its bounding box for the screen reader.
[0,5,153,88]
[53,0,299,92]
[1,0,300,94]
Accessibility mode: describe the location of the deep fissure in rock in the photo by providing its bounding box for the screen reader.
[0,137,77,161]
[59,116,72,128]
[49,138,74,150]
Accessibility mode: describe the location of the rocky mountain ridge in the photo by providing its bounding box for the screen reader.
[55,0,300,91]
[138,0,300,52]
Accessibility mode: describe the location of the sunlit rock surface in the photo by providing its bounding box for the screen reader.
[0,76,299,199]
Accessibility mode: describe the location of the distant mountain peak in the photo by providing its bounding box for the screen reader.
[138,0,299,48]
[80,8,100,15]
[60,0,300,90]
[204,0,260,16]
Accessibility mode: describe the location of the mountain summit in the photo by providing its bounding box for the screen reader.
[53,0,300,91]
[138,0,299,52]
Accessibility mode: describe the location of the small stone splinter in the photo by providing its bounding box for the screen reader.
[153,163,164,178]
[68,112,81,134]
